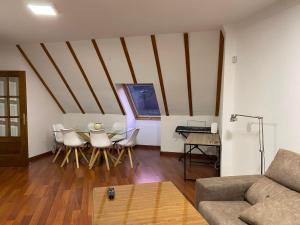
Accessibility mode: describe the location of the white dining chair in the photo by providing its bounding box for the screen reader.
[60,128,89,168]
[110,122,126,143]
[89,129,113,170]
[52,123,65,163]
[114,128,140,168]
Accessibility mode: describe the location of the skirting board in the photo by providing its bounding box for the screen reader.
[29,151,52,162]
[135,145,161,150]
[135,145,216,160]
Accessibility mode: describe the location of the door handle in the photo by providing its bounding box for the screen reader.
[23,113,26,125]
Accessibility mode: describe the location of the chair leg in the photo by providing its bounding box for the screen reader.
[75,148,79,169]
[89,150,100,169]
[107,151,114,163]
[61,149,71,167]
[90,147,96,163]
[89,148,95,167]
[79,149,89,164]
[103,149,110,171]
[52,146,63,163]
[114,148,125,167]
[128,147,133,169]
[131,146,135,153]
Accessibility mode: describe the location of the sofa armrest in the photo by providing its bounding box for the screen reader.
[195,175,263,207]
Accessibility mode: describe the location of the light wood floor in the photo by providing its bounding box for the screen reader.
[0,147,218,225]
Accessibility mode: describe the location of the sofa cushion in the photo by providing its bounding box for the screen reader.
[265,149,300,192]
[240,192,300,225]
[199,201,250,225]
[246,177,290,205]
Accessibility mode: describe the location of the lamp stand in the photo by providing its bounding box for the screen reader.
[230,114,265,175]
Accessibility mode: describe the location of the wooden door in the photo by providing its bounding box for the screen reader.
[0,71,28,166]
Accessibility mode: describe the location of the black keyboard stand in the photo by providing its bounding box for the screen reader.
[175,127,211,162]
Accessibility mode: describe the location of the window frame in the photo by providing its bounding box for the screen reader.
[123,84,161,121]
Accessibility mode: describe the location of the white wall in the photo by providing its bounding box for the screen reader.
[0,44,64,157]
[116,85,136,130]
[220,3,300,175]
[136,120,161,146]
[218,26,238,176]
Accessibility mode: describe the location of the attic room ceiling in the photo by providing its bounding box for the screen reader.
[0,0,279,44]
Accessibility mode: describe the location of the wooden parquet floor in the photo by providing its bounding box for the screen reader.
[0,147,218,225]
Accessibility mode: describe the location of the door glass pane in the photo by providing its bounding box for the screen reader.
[0,97,7,116]
[10,118,20,137]
[0,118,7,136]
[9,98,19,117]
[9,77,19,96]
[0,77,7,96]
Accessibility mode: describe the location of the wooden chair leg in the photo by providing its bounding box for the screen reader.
[61,149,71,167]
[52,146,62,163]
[89,148,95,167]
[114,148,125,167]
[103,149,110,171]
[79,149,89,164]
[107,151,115,164]
[66,152,69,163]
[74,148,80,169]
[128,147,133,169]
[89,150,100,169]
[90,147,96,163]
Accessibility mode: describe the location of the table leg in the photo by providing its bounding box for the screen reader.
[214,146,221,170]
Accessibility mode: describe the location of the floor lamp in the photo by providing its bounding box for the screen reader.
[230,114,265,175]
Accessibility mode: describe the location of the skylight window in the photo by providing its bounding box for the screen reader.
[125,84,160,120]
[27,3,57,16]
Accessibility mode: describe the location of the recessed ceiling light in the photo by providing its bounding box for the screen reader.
[27,3,57,16]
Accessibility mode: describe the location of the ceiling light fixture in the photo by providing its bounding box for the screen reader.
[27,3,57,16]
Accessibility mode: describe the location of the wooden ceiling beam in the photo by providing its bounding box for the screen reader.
[120,37,137,84]
[91,39,126,115]
[66,41,105,114]
[215,31,225,116]
[151,34,169,116]
[16,45,66,114]
[184,33,193,116]
[40,43,85,114]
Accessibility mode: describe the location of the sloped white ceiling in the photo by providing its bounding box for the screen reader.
[95,38,133,84]
[190,31,219,115]
[155,33,189,115]
[21,44,80,113]
[18,31,220,116]
[45,42,100,113]
[69,40,121,114]
[125,36,166,115]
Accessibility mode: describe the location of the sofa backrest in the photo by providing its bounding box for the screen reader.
[265,149,300,192]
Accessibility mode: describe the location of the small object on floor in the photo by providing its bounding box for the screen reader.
[107,187,115,200]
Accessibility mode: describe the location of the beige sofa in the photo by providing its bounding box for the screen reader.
[195,149,300,225]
